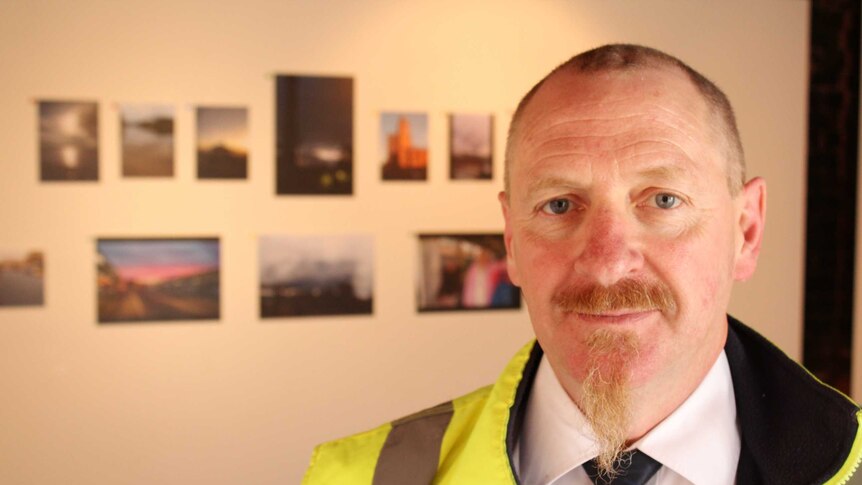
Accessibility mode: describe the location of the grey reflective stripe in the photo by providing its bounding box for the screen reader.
[372,401,455,485]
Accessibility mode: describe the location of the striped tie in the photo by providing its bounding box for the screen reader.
[582,449,662,485]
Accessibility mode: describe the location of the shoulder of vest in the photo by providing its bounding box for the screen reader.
[302,422,392,485]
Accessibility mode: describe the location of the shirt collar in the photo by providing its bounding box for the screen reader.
[516,355,600,484]
[515,351,739,485]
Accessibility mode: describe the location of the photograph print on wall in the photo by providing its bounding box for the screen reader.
[121,104,174,177]
[0,250,44,307]
[197,106,248,179]
[97,238,220,323]
[417,233,519,312]
[39,100,99,181]
[259,234,373,318]
[380,112,428,181]
[449,113,493,180]
[275,75,353,195]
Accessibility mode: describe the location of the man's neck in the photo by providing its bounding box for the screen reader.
[625,344,727,442]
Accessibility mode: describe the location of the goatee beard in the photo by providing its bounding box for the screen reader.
[581,329,639,480]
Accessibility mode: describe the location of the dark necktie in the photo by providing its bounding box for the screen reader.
[582,449,662,485]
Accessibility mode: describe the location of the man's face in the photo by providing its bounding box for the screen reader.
[501,67,764,399]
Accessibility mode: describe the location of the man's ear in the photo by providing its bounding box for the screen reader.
[733,177,767,281]
[498,191,521,286]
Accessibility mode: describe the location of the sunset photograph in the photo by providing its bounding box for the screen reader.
[197,106,248,179]
[97,238,219,323]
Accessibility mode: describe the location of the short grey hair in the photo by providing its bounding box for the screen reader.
[504,44,745,195]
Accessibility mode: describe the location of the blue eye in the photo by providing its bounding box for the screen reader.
[654,193,679,209]
[542,199,571,215]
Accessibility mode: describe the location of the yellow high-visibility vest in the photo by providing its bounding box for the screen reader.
[303,318,862,485]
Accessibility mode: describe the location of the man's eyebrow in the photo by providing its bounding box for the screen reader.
[525,176,585,195]
[635,163,696,182]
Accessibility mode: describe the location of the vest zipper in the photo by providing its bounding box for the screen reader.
[834,439,862,485]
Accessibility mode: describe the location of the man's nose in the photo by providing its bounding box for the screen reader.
[572,208,644,286]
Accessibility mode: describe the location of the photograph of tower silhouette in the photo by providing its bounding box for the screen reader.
[39,100,99,181]
[380,112,428,180]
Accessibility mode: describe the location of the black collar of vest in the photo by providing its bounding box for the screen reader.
[505,315,861,485]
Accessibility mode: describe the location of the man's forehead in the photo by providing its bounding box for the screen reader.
[519,67,707,129]
[523,158,701,194]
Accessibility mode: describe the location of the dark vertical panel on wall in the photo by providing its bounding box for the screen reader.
[803,0,860,394]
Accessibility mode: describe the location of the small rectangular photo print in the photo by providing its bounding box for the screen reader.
[275,75,353,195]
[121,104,174,177]
[0,250,45,307]
[197,106,248,179]
[417,234,519,312]
[39,100,99,181]
[259,234,373,318]
[449,113,493,180]
[380,112,428,181]
[97,238,220,323]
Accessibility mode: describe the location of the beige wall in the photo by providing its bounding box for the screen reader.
[0,1,810,483]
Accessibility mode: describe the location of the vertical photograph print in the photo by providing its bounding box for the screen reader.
[449,113,493,180]
[39,100,99,181]
[97,238,220,323]
[197,106,248,179]
[121,104,174,177]
[275,75,353,195]
[417,234,520,312]
[259,234,373,318]
[0,250,45,306]
[380,112,428,181]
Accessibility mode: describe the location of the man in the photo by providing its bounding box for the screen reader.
[303,45,862,485]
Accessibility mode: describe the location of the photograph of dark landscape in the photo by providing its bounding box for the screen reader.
[275,75,353,195]
[121,105,174,177]
[259,234,372,318]
[39,100,99,181]
[97,238,220,323]
[197,106,248,179]
[0,251,44,306]
[449,113,493,180]
[380,112,428,181]
[417,234,519,312]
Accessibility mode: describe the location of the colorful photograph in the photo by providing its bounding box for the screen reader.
[275,75,353,195]
[121,104,174,177]
[449,113,493,180]
[197,106,248,179]
[97,238,219,323]
[0,251,45,306]
[417,234,519,312]
[380,112,428,181]
[259,234,372,318]
[39,100,99,181]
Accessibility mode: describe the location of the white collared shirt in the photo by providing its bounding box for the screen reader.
[513,351,740,485]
